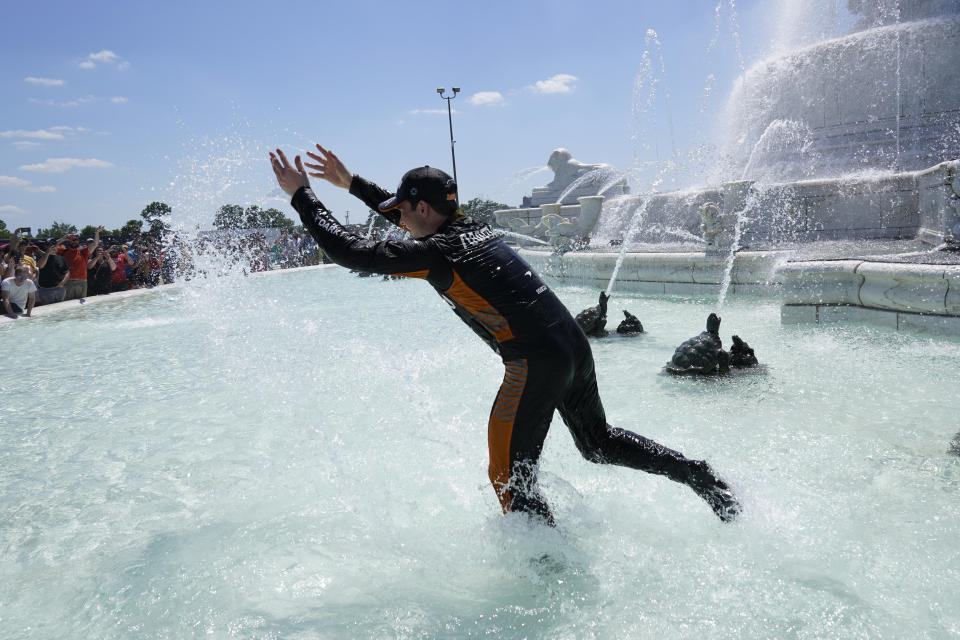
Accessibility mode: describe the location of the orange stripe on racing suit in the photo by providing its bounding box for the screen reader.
[488,359,528,512]
[444,271,515,343]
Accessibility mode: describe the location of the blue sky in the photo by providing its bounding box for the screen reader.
[1,0,803,233]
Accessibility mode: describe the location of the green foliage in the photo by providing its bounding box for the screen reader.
[214,204,245,230]
[79,225,100,239]
[214,204,294,231]
[47,220,79,237]
[0,219,8,240]
[244,206,265,228]
[460,197,509,225]
[141,201,172,235]
[258,207,294,231]
[119,219,143,236]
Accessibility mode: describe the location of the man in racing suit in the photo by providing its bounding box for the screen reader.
[270,145,741,525]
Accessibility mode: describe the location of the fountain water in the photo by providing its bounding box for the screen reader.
[5,271,960,637]
[513,0,960,333]
[555,166,621,206]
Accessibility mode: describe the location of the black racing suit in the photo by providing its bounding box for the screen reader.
[291,176,735,524]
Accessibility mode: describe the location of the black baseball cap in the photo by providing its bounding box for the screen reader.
[378,166,459,216]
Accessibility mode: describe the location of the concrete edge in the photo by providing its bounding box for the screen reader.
[0,263,337,324]
[781,303,960,335]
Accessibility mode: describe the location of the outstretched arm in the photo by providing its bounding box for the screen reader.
[269,147,433,274]
[301,143,402,227]
[270,148,310,197]
[90,226,103,254]
[303,144,352,190]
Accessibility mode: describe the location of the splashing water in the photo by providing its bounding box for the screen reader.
[4,275,960,638]
[740,119,816,181]
[555,166,621,205]
[646,29,677,159]
[509,165,552,188]
[496,229,551,246]
[603,164,673,296]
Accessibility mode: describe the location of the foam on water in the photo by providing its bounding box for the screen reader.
[2,269,960,638]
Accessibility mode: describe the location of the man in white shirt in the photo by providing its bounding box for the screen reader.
[2,266,37,319]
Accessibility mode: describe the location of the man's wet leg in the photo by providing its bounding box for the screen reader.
[559,367,741,521]
[488,358,562,527]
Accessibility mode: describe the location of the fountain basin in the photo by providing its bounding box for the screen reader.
[523,247,960,334]
[522,248,789,296]
[780,259,960,333]
[3,266,960,637]
[721,15,960,180]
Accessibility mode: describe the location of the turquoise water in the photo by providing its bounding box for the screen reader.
[2,267,959,638]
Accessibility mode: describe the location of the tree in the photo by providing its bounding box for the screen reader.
[244,205,265,228]
[258,207,294,231]
[214,204,245,230]
[118,219,143,236]
[460,197,510,226]
[0,219,8,240]
[79,225,100,239]
[213,204,294,231]
[141,201,172,236]
[47,220,79,237]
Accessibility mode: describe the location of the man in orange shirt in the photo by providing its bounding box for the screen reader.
[58,226,102,301]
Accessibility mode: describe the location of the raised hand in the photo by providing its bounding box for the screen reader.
[304,144,353,190]
[269,148,311,197]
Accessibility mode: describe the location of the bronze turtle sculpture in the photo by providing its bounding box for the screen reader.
[665,313,730,375]
[576,291,610,337]
[729,335,758,367]
[616,310,644,335]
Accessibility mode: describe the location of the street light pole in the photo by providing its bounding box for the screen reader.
[437,87,460,186]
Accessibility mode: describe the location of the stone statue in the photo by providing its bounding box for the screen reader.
[699,202,727,254]
[529,148,628,206]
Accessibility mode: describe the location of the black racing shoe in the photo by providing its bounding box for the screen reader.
[688,460,742,523]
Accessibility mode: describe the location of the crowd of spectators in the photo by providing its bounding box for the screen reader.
[1,226,322,320]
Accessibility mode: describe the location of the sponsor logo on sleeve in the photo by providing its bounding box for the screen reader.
[458,227,497,251]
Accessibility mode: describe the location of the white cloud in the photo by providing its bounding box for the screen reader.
[0,205,27,215]
[29,95,119,107]
[25,76,65,87]
[0,176,54,193]
[61,96,98,107]
[110,96,129,103]
[409,108,458,115]
[90,50,118,63]
[468,91,505,106]
[0,176,30,187]
[0,129,64,140]
[79,49,128,70]
[529,74,578,94]
[12,141,41,150]
[19,157,114,173]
